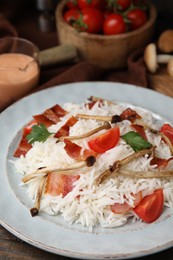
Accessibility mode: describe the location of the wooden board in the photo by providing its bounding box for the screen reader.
[149,66,173,98]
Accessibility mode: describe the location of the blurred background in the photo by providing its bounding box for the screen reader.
[0,0,173,49]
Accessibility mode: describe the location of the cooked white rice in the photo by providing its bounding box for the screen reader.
[13,99,173,230]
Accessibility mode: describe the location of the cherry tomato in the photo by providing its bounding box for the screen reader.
[127,8,147,30]
[103,14,126,35]
[88,126,120,153]
[133,189,164,223]
[117,0,132,11]
[160,123,173,144]
[75,7,104,33]
[63,8,81,25]
[66,0,79,9]
[78,0,102,9]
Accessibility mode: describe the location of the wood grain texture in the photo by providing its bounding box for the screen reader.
[149,66,173,97]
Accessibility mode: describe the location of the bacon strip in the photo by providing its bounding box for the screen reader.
[84,100,103,110]
[33,104,67,127]
[120,108,141,122]
[64,139,97,161]
[13,135,32,157]
[45,173,79,197]
[131,124,147,140]
[150,157,173,168]
[54,116,78,138]
[14,104,68,157]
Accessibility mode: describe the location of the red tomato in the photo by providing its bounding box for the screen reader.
[78,0,102,9]
[117,0,132,11]
[75,7,104,33]
[103,14,126,35]
[127,8,147,30]
[133,189,164,223]
[88,127,120,153]
[160,123,173,144]
[66,0,79,9]
[110,192,142,214]
[63,8,81,25]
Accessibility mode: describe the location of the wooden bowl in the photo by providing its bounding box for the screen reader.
[55,0,157,69]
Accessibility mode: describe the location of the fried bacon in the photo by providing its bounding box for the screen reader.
[13,104,68,157]
[131,124,147,140]
[64,139,97,160]
[45,173,80,197]
[13,135,32,157]
[33,104,67,126]
[22,156,96,183]
[150,157,173,168]
[54,116,78,138]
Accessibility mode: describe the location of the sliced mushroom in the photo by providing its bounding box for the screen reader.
[96,147,154,184]
[118,169,173,178]
[59,121,111,141]
[22,156,96,183]
[30,176,47,217]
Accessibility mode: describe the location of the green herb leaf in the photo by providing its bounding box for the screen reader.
[121,131,152,152]
[26,124,52,144]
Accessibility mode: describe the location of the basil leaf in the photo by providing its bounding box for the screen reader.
[121,131,152,152]
[26,123,52,144]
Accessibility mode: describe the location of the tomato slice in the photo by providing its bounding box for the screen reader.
[133,189,164,223]
[88,127,120,153]
[160,123,173,144]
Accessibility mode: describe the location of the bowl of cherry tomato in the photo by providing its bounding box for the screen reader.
[55,0,157,69]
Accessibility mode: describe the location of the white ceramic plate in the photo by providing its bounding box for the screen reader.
[1,82,173,259]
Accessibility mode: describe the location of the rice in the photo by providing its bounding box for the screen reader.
[13,99,173,230]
